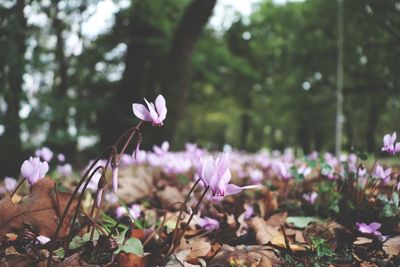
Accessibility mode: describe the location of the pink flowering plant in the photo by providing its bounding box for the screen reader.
[2,94,400,266]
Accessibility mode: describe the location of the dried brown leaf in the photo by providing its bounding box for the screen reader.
[0,178,77,242]
[208,244,282,266]
[257,189,278,219]
[383,236,400,258]
[156,186,184,209]
[187,237,211,260]
[265,212,288,229]
[249,217,282,245]
[118,167,153,203]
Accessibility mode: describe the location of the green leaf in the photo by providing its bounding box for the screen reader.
[117,237,143,255]
[392,192,399,208]
[286,216,322,228]
[115,229,143,255]
[54,247,65,258]
[69,232,99,249]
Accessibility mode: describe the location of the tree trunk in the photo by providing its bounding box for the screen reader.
[0,0,26,177]
[98,3,163,148]
[158,0,217,145]
[365,96,383,153]
[47,1,70,151]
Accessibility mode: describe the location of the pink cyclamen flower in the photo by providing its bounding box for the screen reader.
[195,216,220,231]
[35,147,53,162]
[116,204,141,220]
[303,192,318,204]
[381,132,400,155]
[274,161,292,180]
[244,204,254,219]
[132,94,167,126]
[199,153,259,199]
[21,157,49,185]
[153,141,169,155]
[4,177,17,192]
[356,222,387,241]
[374,165,392,184]
[57,153,65,162]
[56,163,72,177]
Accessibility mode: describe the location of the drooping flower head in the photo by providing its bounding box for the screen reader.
[20,157,49,185]
[381,132,400,155]
[199,153,259,199]
[111,155,120,194]
[132,94,167,126]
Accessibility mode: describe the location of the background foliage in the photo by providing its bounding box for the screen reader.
[0,0,399,176]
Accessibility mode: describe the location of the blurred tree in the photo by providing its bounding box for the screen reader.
[0,0,27,176]
[97,0,217,148]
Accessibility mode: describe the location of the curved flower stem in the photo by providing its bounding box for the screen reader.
[65,166,105,246]
[10,177,27,199]
[168,179,202,253]
[90,187,107,240]
[114,121,143,157]
[167,186,210,257]
[143,201,186,246]
[51,146,116,240]
[47,121,144,265]
[79,209,108,236]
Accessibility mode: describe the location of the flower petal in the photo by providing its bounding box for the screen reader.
[155,94,167,121]
[201,156,215,186]
[144,98,159,122]
[132,103,151,121]
[369,222,381,231]
[225,184,244,195]
[216,168,231,192]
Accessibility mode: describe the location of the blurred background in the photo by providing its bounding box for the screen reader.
[0,0,399,177]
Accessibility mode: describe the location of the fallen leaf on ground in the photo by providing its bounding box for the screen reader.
[0,178,77,242]
[249,217,282,245]
[257,189,278,219]
[265,212,288,229]
[117,252,147,267]
[187,237,211,261]
[353,237,373,245]
[156,186,184,209]
[383,236,400,257]
[208,244,282,266]
[118,167,153,203]
[270,234,308,251]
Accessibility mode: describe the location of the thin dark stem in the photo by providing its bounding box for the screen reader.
[52,146,116,240]
[79,209,108,236]
[10,177,26,198]
[168,179,202,253]
[118,122,143,157]
[143,201,186,246]
[65,166,105,247]
[167,186,209,257]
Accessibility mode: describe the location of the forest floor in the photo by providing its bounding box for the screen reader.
[0,149,399,266]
